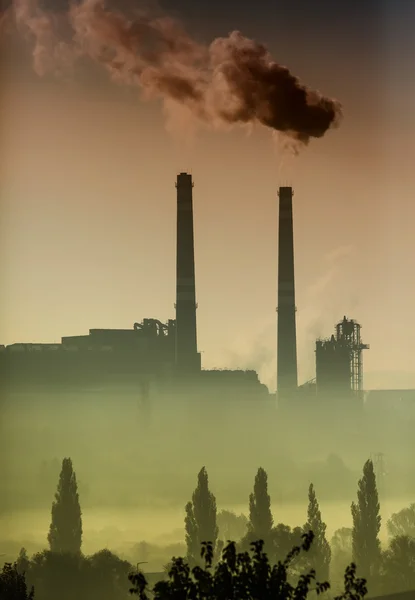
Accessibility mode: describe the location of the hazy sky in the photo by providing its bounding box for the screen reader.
[1,0,414,391]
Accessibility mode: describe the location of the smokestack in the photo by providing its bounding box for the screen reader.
[175,172,201,373]
[277,186,298,396]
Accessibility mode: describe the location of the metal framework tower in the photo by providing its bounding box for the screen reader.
[315,316,369,400]
[175,173,201,373]
[336,316,369,395]
[277,186,298,396]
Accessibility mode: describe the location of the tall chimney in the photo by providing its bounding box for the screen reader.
[175,173,201,372]
[277,186,298,396]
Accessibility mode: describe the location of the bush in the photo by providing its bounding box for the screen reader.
[0,562,35,600]
[128,531,368,600]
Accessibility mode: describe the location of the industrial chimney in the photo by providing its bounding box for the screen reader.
[175,173,201,373]
[277,186,298,397]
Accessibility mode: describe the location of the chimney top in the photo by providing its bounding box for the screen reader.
[278,186,293,197]
[176,172,193,188]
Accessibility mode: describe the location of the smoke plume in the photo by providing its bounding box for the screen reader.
[6,0,342,145]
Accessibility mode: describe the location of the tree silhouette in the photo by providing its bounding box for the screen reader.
[88,549,134,600]
[248,467,274,546]
[330,528,353,588]
[16,548,30,576]
[20,547,134,600]
[386,503,415,539]
[304,483,331,581]
[185,467,219,566]
[331,528,353,558]
[0,562,34,600]
[28,550,88,600]
[271,523,304,571]
[351,460,381,584]
[47,457,83,554]
[217,510,248,543]
[381,535,415,593]
[129,532,368,600]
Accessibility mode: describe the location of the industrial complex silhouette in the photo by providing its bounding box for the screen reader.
[1,173,413,409]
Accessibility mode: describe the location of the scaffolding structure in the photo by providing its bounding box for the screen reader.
[335,316,369,394]
[315,316,369,400]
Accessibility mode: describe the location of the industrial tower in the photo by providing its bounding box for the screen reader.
[315,316,369,401]
[277,186,298,397]
[175,173,201,373]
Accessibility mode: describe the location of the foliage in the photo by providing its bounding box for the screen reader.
[381,535,415,594]
[16,548,30,576]
[185,467,219,567]
[304,483,331,581]
[271,524,304,567]
[330,529,353,589]
[386,503,415,539]
[129,531,368,600]
[331,529,353,558]
[47,457,83,554]
[351,460,381,582]
[88,549,134,599]
[0,562,35,600]
[217,510,248,543]
[27,550,90,600]
[21,548,133,600]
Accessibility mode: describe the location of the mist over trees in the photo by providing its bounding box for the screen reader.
[4,459,134,600]
[387,503,415,539]
[16,548,30,576]
[3,456,415,599]
[381,535,415,592]
[330,528,353,587]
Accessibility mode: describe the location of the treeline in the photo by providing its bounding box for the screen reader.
[184,462,415,596]
[1,458,415,599]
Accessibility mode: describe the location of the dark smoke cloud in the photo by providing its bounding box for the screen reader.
[5,0,342,145]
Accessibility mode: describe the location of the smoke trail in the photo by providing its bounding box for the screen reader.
[209,321,276,391]
[273,132,298,183]
[296,244,356,381]
[11,0,78,76]
[5,0,343,146]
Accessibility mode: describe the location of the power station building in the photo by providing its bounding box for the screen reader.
[0,173,268,401]
[0,175,412,409]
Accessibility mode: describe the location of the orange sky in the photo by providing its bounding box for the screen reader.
[1,1,414,391]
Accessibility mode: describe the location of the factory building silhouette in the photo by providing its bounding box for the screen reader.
[0,173,412,408]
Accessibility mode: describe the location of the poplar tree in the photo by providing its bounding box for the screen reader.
[304,483,331,580]
[351,459,381,581]
[248,467,274,545]
[185,467,219,566]
[47,457,83,554]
